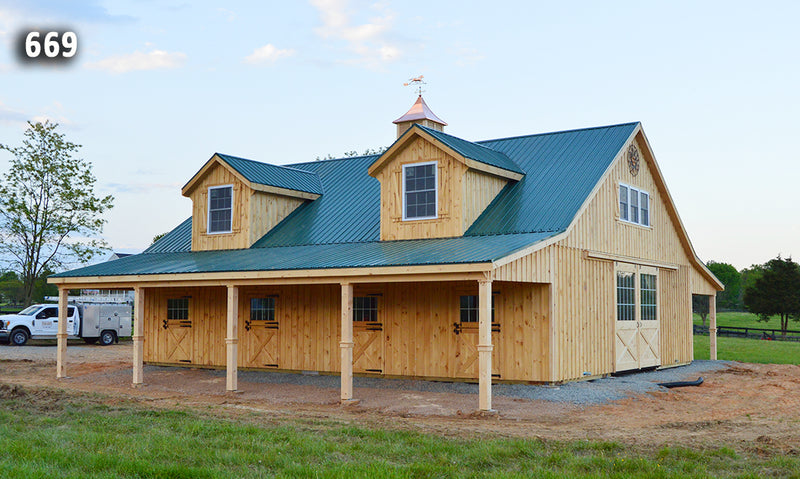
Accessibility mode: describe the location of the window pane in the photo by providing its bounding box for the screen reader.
[641,193,649,226]
[630,189,639,224]
[250,297,275,321]
[404,163,436,219]
[353,297,378,322]
[616,272,635,321]
[208,186,233,233]
[619,186,628,221]
[640,274,657,320]
[167,298,189,320]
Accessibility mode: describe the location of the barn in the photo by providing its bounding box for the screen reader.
[50,96,723,411]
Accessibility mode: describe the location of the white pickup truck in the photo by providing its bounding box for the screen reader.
[0,303,131,346]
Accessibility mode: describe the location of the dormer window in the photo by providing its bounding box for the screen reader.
[402,162,437,220]
[208,185,233,233]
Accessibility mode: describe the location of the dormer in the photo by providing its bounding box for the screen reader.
[369,97,524,241]
[181,153,321,251]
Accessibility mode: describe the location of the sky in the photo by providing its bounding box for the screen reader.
[0,0,797,271]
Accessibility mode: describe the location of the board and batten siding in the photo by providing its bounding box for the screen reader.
[375,137,509,241]
[142,281,550,382]
[490,133,712,381]
[187,162,307,251]
[462,170,508,232]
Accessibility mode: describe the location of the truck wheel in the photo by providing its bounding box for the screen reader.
[99,330,116,346]
[10,328,29,346]
[83,337,98,345]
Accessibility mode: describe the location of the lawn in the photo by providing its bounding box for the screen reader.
[693,311,800,331]
[0,384,797,478]
[694,335,800,364]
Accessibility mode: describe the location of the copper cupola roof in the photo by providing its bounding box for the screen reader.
[393,95,448,125]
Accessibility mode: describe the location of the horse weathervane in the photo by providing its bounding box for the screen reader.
[403,75,426,96]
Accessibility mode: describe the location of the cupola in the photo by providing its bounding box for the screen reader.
[392,95,447,139]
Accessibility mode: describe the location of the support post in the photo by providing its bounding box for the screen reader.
[226,285,239,392]
[132,287,144,386]
[56,287,68,378]
[477,278,494,411]
[709,294,717,361]
[340,282,354,402]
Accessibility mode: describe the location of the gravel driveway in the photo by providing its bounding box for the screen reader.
[1,340,728,406]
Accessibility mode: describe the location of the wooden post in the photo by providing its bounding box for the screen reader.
[132,287,144,386]
[477,278,494,411]
[226,285,239,392]
[340,282,354,402]
[56,288,68,378]
[709,294,717,361]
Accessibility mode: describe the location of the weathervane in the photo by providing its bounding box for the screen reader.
[403,75,426,96]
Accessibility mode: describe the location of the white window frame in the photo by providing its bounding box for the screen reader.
[207,184,234,234]
[619,183,650,227]
[401,161,438,221]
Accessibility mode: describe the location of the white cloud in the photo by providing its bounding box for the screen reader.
[84,49,186,74]
[0,100,28,124]
[244,44,295,65]
[310,0,400,66]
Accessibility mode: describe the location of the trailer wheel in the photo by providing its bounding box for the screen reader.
[99,330,116,346]
[10,328,29,346]
[83,337,98,345]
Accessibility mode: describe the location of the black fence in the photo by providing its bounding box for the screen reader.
[694,324,800,342]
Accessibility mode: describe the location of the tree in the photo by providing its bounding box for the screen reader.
[707,261,741,310]
[692,294,710,327]
[743,256,800,335]
[739,264,765,309]
[151,232,168,245]
[0,121,114,306]
[0,271,24,306]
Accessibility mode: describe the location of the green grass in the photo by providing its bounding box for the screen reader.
[694,335,800,364]
[0,385,797,478]
[693,311,800,331]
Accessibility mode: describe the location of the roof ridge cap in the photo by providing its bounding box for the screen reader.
[216,152,320,176]
[475,121,641,144]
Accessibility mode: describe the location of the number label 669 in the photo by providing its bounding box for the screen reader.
[20,30,78,62]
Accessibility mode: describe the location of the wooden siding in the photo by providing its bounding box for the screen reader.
[190,165,249,251]
[493,249,551,283]
[376,137,466,241]
[248,192,305,246]
[493,134,701,381]
[462,170,508,231]
[143,286,227,366]
[374,137,508,241]
[143,281,550,382]
[189,162,305,251]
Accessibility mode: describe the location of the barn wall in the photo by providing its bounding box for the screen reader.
[493,133,701,381]
[189,164,251,251]
[143,281,550,382]
[375,137,467,241]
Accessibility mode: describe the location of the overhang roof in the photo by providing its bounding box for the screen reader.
[53,232,556,278]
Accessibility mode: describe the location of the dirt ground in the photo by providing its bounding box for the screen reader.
[2,341,799,454]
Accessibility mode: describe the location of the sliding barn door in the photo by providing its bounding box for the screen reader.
[615,264,660,372]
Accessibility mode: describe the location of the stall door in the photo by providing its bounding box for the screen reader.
[615,264,660,372]
[164,298,192,363]
[454,295,501,379]
[353,297,384,373]
[244,320,280,368]
[244,297,279,368]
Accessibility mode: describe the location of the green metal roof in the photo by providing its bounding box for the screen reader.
[215,153,323,195]
[143,217,191,253]
[413,124,524,175]
[54,122,639,279]
[53,232,555,277]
